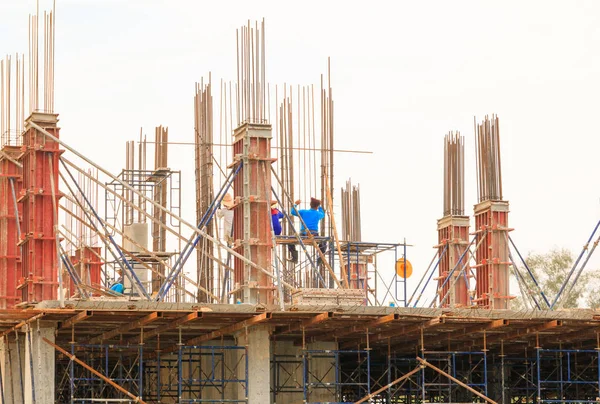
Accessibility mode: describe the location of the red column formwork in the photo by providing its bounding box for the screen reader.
[231,122,274,305]
[436,215,470,308]
[348,262,368,290]
[473,200,512,309]
[17,112,62,305]
[0,146,23,308]
[70,247,103,297]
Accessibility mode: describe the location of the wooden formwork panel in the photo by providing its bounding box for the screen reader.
[18,118,62,305]
[0,146,23,308]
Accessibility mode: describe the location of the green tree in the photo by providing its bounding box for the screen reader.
[512,248,598,310]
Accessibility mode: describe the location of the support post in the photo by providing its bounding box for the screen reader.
[236,324,270,403]
[0,333,25,403]
[24,322,56,404]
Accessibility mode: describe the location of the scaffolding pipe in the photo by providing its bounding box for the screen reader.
[60,195,204,301]
[271,189,326,287]
[30,121,201,240]
[60,164,209,299]
[557,234,600,309]
[48,154,64,307]
[156,163,241,300]
[508,234,550,308]
[551,219,600,308]
[59,162,150,299]
[42,338,148,404]
[271,165,341,288]
[354,365,422,404]
[35,123,284,299]
[262,162,285,310]
[325,187,349,288]
[410,245,447,307]
[510,253,537,310]
[416,357,497,404]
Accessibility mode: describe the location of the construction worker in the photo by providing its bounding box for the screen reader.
[288,197,326,263]
[216,193,235,245]
[109,269,124,294]
[271,200,284,236]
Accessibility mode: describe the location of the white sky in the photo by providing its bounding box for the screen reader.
[2,0,600,304]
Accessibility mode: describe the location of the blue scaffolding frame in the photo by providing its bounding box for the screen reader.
[271,353,303,402]
[177,345,248,403]
[302,349,370,404]
[420,350,488,403]
[536,348,600,403]
[68,343,144,403]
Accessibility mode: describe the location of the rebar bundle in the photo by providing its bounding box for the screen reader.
[341,179,361,242]
[194,77,215,302]
[152,125,169,292]
[278,89,295,232]
[0,55,25,146]
[236,19,266,125]
[320,59,334,235]
[29,1,55,114]
[443,132,465,216]
[475,115,503,202]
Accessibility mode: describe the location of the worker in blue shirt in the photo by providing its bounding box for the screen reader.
[291,198,325,234]
[271,200,284,236]
[288,197,326,263]
[109,269,124,294]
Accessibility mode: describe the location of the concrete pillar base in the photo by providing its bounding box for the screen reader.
[0,332,25,403]
[237,325,271,403]
[23,323,56,404]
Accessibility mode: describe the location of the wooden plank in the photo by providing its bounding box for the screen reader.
[321,313,399,340]
[492,320,561,343]
[186,312,271,346]
[89,312,162,343]
[342,317,445,349]
[445,319,508,341]
[463,320,562,349]
[127,311,202,343]
[59,310,92,330]
[156,313,272,356]
[0,313,45,338]
[276,312,332,335]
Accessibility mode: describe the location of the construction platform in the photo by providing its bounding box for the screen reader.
[2,302,600,403]
[11,302,600,351]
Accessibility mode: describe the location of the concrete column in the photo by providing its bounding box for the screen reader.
[0,332,25,403]
[237,325,271,403]
[23,323,55,404]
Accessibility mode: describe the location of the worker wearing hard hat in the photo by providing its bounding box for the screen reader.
[217,193,235,245]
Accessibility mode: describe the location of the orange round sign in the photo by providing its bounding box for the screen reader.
[395,259,413,278]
